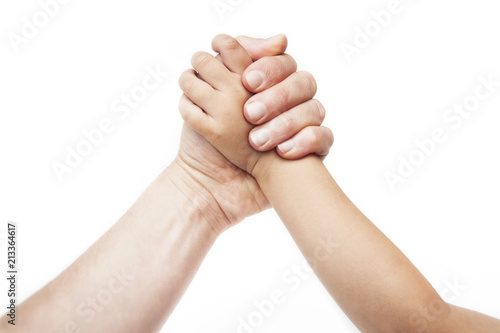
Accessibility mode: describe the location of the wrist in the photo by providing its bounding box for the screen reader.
[252,153,325,189]
[249,151,280,182]
[161,160,230,236]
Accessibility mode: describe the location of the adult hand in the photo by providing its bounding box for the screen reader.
[237,35,334,159]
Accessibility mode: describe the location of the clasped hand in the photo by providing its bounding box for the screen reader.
[175,34,333,231]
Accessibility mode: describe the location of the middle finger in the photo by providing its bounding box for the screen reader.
[244,71,317,125]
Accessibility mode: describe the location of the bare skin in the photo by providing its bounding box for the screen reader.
[179,34,500,333]
[0,35,333,332]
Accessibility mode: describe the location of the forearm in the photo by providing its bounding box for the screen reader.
[254,154,447,332]
[6,162,222,332]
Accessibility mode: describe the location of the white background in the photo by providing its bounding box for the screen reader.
[1,0,499,332]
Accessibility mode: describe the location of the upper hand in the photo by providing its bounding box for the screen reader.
[236,35,334,160]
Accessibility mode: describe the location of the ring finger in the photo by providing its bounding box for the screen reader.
[248,99,325,151]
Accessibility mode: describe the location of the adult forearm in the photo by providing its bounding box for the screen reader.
[254,154,445,332]
[8,162,222,332]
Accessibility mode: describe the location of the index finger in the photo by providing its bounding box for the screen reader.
[212,34,252,75]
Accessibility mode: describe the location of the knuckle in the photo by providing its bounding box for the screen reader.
[219,35,242,52]
[191,51,213,70]
[273,86,291,112]
[213,33,230,42]
[268,35,288,54]
[311,99,326,123]
[250,55,296,90]
[299,126,334,156]
[283,54,298,72]
[178,70,190,86]
[178,72,185,89]
[318,128,334,157]
[265,55,297,85]
[210,125,222,140]
[178,99,194,124]
[179,107,191,122]
[281,114,294,132]
[296,71,317,95]
[326,127,335,146]
[179,74,195,96]
[271,114,293,135]
[307,127,321,147]
[266,56,287,79]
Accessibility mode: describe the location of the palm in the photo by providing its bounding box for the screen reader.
[175,124,270,227]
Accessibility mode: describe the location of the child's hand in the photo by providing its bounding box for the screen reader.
[178,34,265,174]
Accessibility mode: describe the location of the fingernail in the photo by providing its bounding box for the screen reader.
[246,71,265,90]
[278,139,295,154]
[250,128,270,147]
[246,102,266,122]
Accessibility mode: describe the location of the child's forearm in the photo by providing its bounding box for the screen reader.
[253,154,447,332]
[175,32,500,331]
